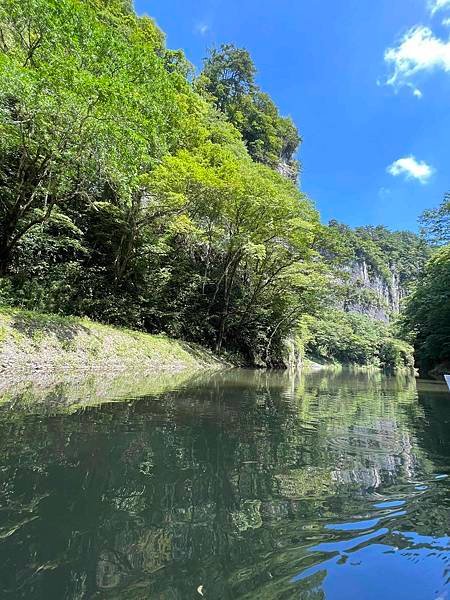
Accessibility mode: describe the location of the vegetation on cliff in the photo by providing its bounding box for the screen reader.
[0,0,323,365]
[302,310,413,370]
[420,193,450,247]
[402,242,450,376]
[325,222,430,295]
[0,0,441,372]
[301,224,428,369]
[399,197,450,376]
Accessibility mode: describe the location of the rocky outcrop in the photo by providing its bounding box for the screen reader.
[276,159,299,182]
[343,260,406,322]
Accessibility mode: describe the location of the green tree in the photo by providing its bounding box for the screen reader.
[303,309,413,369]
[1,0,423,369]
[197,44,300,176]
[402,245,450,375]
[198,44,256,110]
[0,0,189,274]
[420,193,450,246]
[148,141,322,361]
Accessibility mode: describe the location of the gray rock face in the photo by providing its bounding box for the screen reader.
[343,260,406,322]
[276,159,299,182]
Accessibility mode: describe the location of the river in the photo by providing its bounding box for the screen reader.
[0,369,448,599]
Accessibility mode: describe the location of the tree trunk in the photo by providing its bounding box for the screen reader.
[215,250,242,352]
[0,244,11,276]
[0,220,15,276]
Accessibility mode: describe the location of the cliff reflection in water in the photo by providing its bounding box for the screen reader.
[0,369,448,599]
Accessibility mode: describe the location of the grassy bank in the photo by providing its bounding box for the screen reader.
[0,307,225,377]
[0,369,204,414]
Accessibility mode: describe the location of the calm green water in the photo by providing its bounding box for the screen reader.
[0,369,449,599]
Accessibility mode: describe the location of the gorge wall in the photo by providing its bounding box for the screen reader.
[342,260,404,322]
[329,222,431,323]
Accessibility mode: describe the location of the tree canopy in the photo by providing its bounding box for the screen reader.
[0,0,322,364]
[0,0,435,370]
[402,245,450,375]
[420,193,450,247]
[197,44,300,178]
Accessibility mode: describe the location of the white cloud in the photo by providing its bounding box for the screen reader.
[442,17,450,25]
[387,156,434,183]
[195,22,209,35]
[385,26,450,87]
[405,83,424,97]
[429,0,450,15]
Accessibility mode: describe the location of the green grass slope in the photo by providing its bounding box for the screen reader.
[0,307,224,376]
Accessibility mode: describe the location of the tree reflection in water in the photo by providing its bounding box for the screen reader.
[0,369,448,599]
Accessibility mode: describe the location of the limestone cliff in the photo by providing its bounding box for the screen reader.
[342,259,405,322]
[328,222,431,323]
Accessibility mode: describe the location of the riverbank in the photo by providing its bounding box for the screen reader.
[0,307,225,379]
[303,355,416,375]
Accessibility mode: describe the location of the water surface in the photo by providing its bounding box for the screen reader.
[0,369,449,599]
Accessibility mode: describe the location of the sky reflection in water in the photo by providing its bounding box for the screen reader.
[0,369,448,599]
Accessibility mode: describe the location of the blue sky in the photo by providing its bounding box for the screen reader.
[134,0,450,231]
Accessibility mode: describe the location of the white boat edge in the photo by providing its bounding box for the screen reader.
[445,374,450,391]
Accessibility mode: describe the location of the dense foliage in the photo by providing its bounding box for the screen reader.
[398,195,450,375]
[402,245,450,375]
[420,193,450,247]
[0,0,432,370]
[303,310,413,369]
[326,221,430,291]
[0,0,325,365]
[303,223,428,370]
[197,44,300,178]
